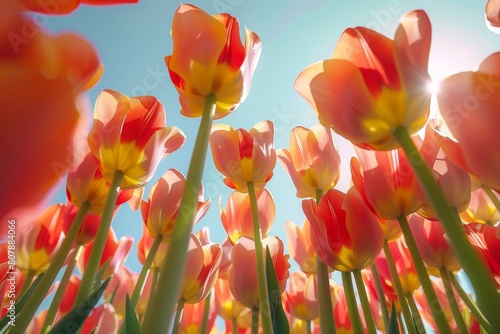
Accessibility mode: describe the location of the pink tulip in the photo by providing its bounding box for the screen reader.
[285,220,317,275]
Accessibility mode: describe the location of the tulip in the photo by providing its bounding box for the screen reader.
[210,121,276,192]
[104,266,137,319]
[409,215,461,276]
[81,303,119,334]
[277,124,341,199]
[229,236,290,309]
[62,204,102,247]
[464,223,500,286]
[0,0,101,232]
[294,10,432,151]
[19,0,139,15]
[461,188,500,224]
[435,52,500,191]
[351,146,425,220]
[77,228,133,279]
[303,187,384,272]
[417,122,471,219]
[221,190,275,244]
[137,224,169,269]
[486,0,500,28]
[178,297,217,334]
[283,272,319,321]
[141,169,210,239]
[58,275,81,317]
[285,220,317,275]
[214,277,247,322]
[88,89,185,189]
[165,4,261,119]
[27,310,47,334]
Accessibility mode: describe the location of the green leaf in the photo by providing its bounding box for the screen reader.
[0,273,44,334]
[388,302,400,334]
[123,294,140,334]
[48,277,111,334]
[265,246,289,334]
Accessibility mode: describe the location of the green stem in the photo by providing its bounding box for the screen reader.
[370,263,389,330]
[131,236,163,307]
[341,271,363,334]
[18,269,35,299]
[394,126,500,331]
[405,291,426,334]
[481,186,500,214]
[75,170,123,305]
[41,244,82,332]
[306,319,312,334]
[232,317,238,334]
[397,214,451,334]
[383,240,416,334]
[11,202,90,334]
[247,181,273,334]
[251,306,259,334]
[140,267,160,326]
[172,299,186,334]
[200,292,212,334]
[353,269,377,333]
[140,94,216,334]
[449,273,493,333]
[439,268,469,334]
[315,188,336,334]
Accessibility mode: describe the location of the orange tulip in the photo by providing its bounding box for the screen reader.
[221,189,275,244]
[303,187,384,272]
[283,272,319,321]
[137,224,169,269]
[81,303,119,334]
[435,52,500,191]
[77,227,133,278]
[351,146,425,220]
[461,188,500,224]
[58,275,80,317]
[180,234,222,304]
[277,124,341,199]
[417,123,471,219]
[375,239,420,294]
[27,310,47,334]
[210,121,276,192]
[214,277,246,321]
[16,204,65,274]
[166,4,261,119]
[294,10,432,150]
[0,0,101,230]
[19,0,138,16]
[88,89,186,189]
[229,236,290,309]
[179,297,217,334]
[66,152,135,215]
[141,168,210,239]
[362,270,396,331]
[62,204,101,246]
[285,220,317,275]
[464,223,500,286]
[486,0,500,28]
[409,214,461,276]
[104,266,137,318]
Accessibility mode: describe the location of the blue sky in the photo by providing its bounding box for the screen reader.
[44,0,498,301]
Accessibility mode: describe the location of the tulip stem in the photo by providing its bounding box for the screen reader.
[383,240,416,334]
[140,94,216,334]
[315,189,337,334]
[200,292,212,334]
[172,298,185,334]
[370,264,390,330]
[482,186,500,214]
[11,202,90,334]
[18,269,35,299]
[74,170,123,306]
[306,320,312,334]
[405,291,425,334]
[449,273,492,332]
[394,126,500,331]
[439,267,468,334]
[248,181,274,334]
[397,214,452,334]
[232,317,238,334]
[130,235,163,307]
[251,306,260,334]
[341,271,363,334]
[42,244,83,332]
[353,269,377,333]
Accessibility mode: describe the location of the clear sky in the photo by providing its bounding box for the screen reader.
[45,0,498,296]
